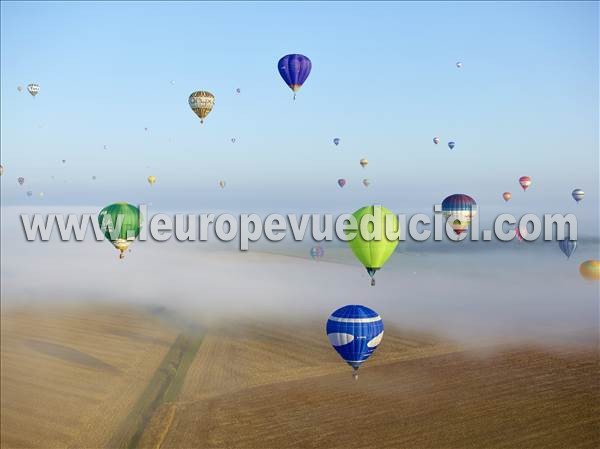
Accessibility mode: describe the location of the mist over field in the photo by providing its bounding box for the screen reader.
[2,205,597,346]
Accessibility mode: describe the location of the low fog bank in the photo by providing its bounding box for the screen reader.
[2,208,599,348]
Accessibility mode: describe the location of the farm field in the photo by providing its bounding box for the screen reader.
[139,321,600,449]
[0,304,179,449]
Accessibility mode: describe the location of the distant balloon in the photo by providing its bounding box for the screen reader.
[519,176,531,191]
[310,245,324,260]
[17,177,24,186]
[17,86,23,92]
[456,62,463,68]
[39,192,44,198]
[92,176,97,180]
[98,203,142,259]
[347,205,399,286]
[448,141,455,150]
[144,127,148,132]
[26,190,33,197]
[360,158,368,168]
[579,260,600,281]
[442,194,477,236]
[362,179,371,188]
[170,80,175,85]
[189,91,215,124]
[572,189,584,203]
[27,83,40,97]
[219,180,226,189]
[502,192,512,202]
[103,145,108,150]
[433,137,440,144]
[327,304,384,379]
[0,164,3,176]
[231,137,236,143]
[236,88,241,94]
[147,175,156,186]
[333,138,340,146]
[337,179,347,188]
[278,54,312,99]
[558,238,577,259]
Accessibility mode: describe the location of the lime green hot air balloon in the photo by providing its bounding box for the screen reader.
[98,203,142,259]
[346,205,399,286]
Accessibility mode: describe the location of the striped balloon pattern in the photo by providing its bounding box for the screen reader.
[572,189,584,203]
[278,54,312,98]
[441,194,477,235]
[519,176,532,191]
[326,305,384,373]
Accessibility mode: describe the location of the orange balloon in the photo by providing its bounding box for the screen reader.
[579,260,600,281]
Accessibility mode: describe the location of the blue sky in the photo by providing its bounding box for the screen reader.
[1,2,598,231]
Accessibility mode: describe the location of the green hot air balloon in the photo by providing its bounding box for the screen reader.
[346,205,399,286]
[98,203,142,259]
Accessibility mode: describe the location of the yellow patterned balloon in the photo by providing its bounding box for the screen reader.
[147,175,156,186]
[188,91,215,124]
[579,260,600,281]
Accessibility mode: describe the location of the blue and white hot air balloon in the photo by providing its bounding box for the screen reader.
[326,305,384,380]
[572,189,584,203]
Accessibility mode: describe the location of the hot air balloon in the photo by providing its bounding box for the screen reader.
[433,137,440,144]
[103,145,108,150]
[347,205,399,286]
[170,80,175,85]
[147,175,156,186]
[27,84,40,97]
[219,180,226,189]
[278,54,312,99]
[360,158,368,168]
[236,88,241,94]
[503,192,512,202]
[337,179,347,188]
[558,238,577,259]
[572,189,584,203]
[0,165,3,176]
[326,305,384,380]
[519,176,531,191]
[333,138,340,146]
[579,260,600,281]
[17,86,23,92]
[362,179,371,188]
[92,176,97,180]
[62,160,66,164]
[188,91,215,124]
[310,245,324,260]
[98,203,142,259]
[441,194,477,236]
[26,190,33,197]
[39,192,44,198]
[17,177,24,186]
[231,138,236,143]
[448,141,455,150]
[456,62,463,68]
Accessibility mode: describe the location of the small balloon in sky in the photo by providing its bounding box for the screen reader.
[337,178,346,188]
[502,192,512,202]
[92,176,97,180]
[189,91,215,124]
[103,145,107,150]
[62,159,66,164]
[456,61,463,68]
[572,189,584,203]
[27,83,40,97]
[278,54,312,100]
[144,127,148,132]
[170,80,175,85]
[26,190,33,197]
[433,137,440,144]
[147,175,156,186]
[333,138,340,146]
[219,180,226,189]
[17,86,23,92]
[39,192,45,198]
[236,88,241,94]
[18,177,25,186]
[0,164,4,176]
[360,158,368,168]
[519,176,531,191]
[231,137,236,143]
[362,178,371,187]
[448,141,455,150]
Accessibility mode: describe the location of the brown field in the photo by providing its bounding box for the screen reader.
[1,307,599,449]
[141,321,599,449]
[0,304,178,449]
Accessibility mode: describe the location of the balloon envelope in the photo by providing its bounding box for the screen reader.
[558,238,577,258]
[347,205,399,284]
[278,54,311,97]
[188,91,215,123]
[572,189,584,202]
[98,203,141,259]
[147,175,156,186]
[448,141,455,150]
[433,137,440,144]
[326,305,384,372]
[362,179,371,187]
[442,194,477,235]
[333,138,340,146]
[310,246,324,260]
[519,176,531,191]
[360,158,368,168]
[579,260,600,281]
[27,83,39,97]
[503,192,512,202]
[17,177,24,186]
